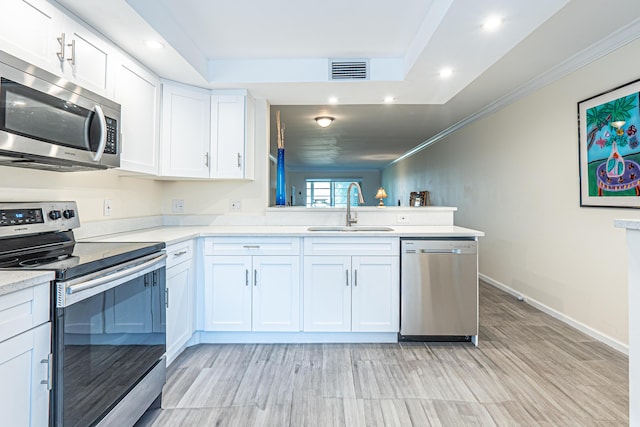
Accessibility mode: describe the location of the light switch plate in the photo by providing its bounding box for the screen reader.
[231,200,241,211]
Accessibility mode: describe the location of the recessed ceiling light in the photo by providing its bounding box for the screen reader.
[328,97,338,104]
[439,67,453,78]
[384,96,394,103]
[483,15,502,31]
[145,40,164,49]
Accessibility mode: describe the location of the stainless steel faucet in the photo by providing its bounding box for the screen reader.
[346,182,364,226]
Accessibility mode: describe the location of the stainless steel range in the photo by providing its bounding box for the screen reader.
[0,201,166,427]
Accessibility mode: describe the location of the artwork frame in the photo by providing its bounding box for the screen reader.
[578,78,640,208]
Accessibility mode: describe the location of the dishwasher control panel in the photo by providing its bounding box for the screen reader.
[401,239,477,255]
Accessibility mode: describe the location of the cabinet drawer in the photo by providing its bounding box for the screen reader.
[204,237,300,256]
[0,283,49,343]
[166,240,194,269]
[304,237,399,256]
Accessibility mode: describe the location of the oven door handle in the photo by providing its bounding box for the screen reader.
[66,253,166,297]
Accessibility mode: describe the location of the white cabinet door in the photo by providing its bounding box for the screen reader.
[61,18,114,96]
[166,261,192,363]
[204,256,252,331]
[303,256,351,332]
[160,83,211,178]
[211,95,245,179]
[252,256,300,332]
[104,276,153,333]
[351,256,399,332]
[0,0,64,74]
[0,322,50,427]
[115,55,160,175]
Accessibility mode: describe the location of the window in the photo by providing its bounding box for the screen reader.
[306,179,362,207]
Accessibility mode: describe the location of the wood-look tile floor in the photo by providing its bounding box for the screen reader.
[136,282,628,426]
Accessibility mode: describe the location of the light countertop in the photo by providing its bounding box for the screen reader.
[0,270,54,296]
[85,225,484,246]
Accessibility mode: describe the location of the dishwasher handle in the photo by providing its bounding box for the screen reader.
[420,248,462,254]
[403,248,474,255]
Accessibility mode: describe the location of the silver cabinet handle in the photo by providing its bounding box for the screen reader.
[91,105,107,161]
[57,33,65,61]
[243,245,260,249]
[245,269,249,286]
[165,288,169,309]
[205,152,209,167]
[67,38,75,66]
[354,269,358,286]
[40,353,52,391]
[237,153,242,168]
[173,250,188,257]
[254,269,257,286]
[345,269,349,287]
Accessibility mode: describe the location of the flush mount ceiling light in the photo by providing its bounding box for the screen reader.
[315,116,334,128]
[328,97,339,104]
[384,96,395,103]
[483,15,502,31]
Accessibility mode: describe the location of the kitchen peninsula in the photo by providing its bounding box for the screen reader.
[75,206,483,364]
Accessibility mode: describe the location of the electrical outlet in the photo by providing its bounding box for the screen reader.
[172,199,184,213]
[231,200,241,211]
[397,214,409,223]
[103,199,112,216]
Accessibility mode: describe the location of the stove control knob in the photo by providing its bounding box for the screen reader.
[62,209,75,219]
[48,210,62,220]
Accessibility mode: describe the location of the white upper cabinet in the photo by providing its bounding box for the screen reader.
[159,85,256,180]
[160,82,211,178]
[0,0,114,97]
[211,92,255,180]
[0,0,64,74]
[60,18,114,96]
[115,55,160,175]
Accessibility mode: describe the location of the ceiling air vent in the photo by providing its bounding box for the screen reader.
[329,59,369,81]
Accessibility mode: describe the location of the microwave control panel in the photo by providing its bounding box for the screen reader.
[105,117,118,155]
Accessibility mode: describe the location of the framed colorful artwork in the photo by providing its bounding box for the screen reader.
[578,79,640,208]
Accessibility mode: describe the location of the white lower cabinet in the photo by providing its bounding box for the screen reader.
[303,237,399,333]
[165,240,195,364]
[203,237,301,332]
[0,282,52,427]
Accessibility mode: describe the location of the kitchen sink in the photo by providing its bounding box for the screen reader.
[307,226,395,232]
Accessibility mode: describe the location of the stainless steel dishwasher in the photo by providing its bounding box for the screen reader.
[399,238,478,344]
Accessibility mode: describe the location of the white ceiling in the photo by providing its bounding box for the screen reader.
[55,0,640,171]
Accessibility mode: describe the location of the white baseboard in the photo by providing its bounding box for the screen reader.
[190,331,398,344]
[479,273,629,355]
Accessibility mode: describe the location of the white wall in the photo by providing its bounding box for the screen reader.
[0,167,163,221]
[382,38,640,346]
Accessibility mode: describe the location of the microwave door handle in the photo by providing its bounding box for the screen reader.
[90,104,107,161]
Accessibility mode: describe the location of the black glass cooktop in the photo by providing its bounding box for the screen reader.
[2,240,165,281]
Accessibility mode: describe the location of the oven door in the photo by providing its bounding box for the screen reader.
[53,253,166,427]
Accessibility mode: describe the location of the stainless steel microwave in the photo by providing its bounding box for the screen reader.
[0,50,120,171]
